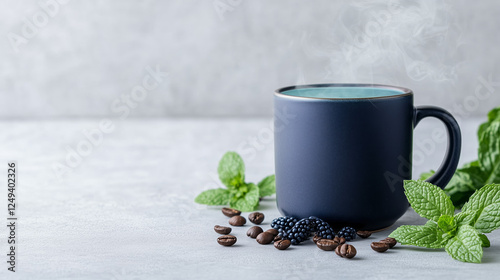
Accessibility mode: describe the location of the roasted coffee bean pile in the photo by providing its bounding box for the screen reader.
[214,208,291,249]
[214,208,398,259]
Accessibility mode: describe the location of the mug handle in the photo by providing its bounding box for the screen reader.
[414,106,462,189]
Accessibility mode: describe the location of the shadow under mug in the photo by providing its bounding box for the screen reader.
[274,84,461,230]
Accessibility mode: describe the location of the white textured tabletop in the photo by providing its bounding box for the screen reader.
[0,117,498,280]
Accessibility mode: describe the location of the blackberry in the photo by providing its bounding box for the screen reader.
[315,221,335,240]
[337,227,357,241]
[271,216,298,233]
[285,218,314,244]
[308,216,335,240]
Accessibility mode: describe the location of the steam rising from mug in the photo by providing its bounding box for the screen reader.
[302,0,466,83]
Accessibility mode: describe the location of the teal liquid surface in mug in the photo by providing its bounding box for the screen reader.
[282,87,405,99]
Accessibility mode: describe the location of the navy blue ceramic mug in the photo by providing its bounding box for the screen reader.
[274,84,461,230]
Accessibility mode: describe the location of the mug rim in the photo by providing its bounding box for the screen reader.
[275,83,413,100]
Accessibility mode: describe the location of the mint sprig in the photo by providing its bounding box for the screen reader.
[390,180,500,263]
[421,106,500,208]
[194,152,275,212]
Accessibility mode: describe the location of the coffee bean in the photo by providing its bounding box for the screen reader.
[265,228,279,237]
[247,226,263,238]
[256,232,274,244]
[274,239,291,250]
[334,245,340,256]
[222,207,241,217]
[248,212,265,224]
[335,244,356,259]
[274,235,282,242]
[313,235,322,244]
[229,215,246,226]
[356,230,372,239]
[371,242,390,252]
[214,225,231,235]
[380,237,397,248]
[316,239,339,251]
[217,235,237,246]
[333,236,346,245]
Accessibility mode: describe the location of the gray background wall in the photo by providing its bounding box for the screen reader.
[0,0,499,119]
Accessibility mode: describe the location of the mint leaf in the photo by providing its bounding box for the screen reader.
[445,225,483,263]
[194,188,231,205]
[473,202,500,233]
[478,122,500,184]
[438,215,457,234]
[462,184,500,211]
[478,107,500,139]
[478,233,490,248]
[462,184,500,231]
[229,183,259,212]
[404,180,454,222]
[218,152,245,188]
[257,175,275,197]
[455,211,475,227]
[389,221,447,248]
